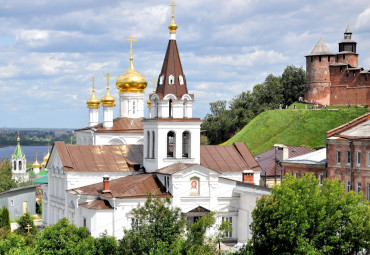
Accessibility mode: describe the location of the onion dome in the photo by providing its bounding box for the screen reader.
[87,76,100,108]
[168,1,178,34]
[116,36,148,93]
[41,161,46,168]
[12,133,25,161]
[101,73,116,107]
[33,153,40,169]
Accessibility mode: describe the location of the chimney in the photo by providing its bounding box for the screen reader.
[243,170,261,186]
[274,144,289,161]
[103,175,110,192]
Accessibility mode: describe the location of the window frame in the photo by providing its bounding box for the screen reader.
[222,216,233,238]
[336,150,341,165]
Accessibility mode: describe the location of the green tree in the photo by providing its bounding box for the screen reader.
[118,193,186,255]
[16,211,37,236]
[34,217,90,254]
[0,207,10,230]
[239,174,370,254]
[0,158,16,192]
[281,65,305,106]
[0,232,34,255]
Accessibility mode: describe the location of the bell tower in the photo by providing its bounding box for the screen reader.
[142,1,202,173]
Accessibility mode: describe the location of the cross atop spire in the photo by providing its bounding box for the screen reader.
[170,1,176,19]
[168,1,178,36]
[125,35,137,60]
[105,73,112,89]
[91,76,96,92]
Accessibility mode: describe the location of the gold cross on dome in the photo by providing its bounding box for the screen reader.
[105,73,112,88]
[91,76,96,91]
[125,35,137,59]
[152,77,156,93]
[170,1,176,18]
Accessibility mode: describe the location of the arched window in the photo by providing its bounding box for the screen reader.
[169,99,173,117]
[167,131,175,158]
[19,161,22,171]
[147,131,151,158]
[159,75,164,85]
[155,99,159,118]
[179,75,184,85]
[152,131,155,159]
[13,161,16,170]
[182,131,191,158]
[169,75,174,85]
[133,100,136,115]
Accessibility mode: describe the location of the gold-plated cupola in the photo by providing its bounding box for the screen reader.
[101,73,115,107]
[86,76,100,108]
[116,35,148,93]
[168,1,177,34]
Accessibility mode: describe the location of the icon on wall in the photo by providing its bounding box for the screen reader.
[190,177,199,195]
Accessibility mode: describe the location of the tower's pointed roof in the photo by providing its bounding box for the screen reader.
[306,38,334,56]
[155,1,189,100]
[345,25,352,34]
[12,134,25,161]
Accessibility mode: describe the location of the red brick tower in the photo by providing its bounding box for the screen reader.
[336,26,358,67]
[305,38,336,105]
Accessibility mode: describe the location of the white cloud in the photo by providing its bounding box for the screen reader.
[356,8,370,30]
[0,64,20,78]
[16,29,49,46]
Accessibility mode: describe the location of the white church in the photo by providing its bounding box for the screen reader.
[42,3,270,243]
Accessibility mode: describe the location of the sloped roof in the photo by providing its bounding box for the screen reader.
[53,142,143,172]
[76,117,143,133]
[156,162,197,175]
[255,146,312,177]
[12,142,25,161]
[155,40,189,99]
[68,174,170,199]
[282,148,326,165]
[327,112,370,138]
[306,38,334,56]
[200,142,261,172]
[79,199,113,210]
[33,175,48,185]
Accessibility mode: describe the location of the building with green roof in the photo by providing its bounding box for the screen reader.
[11,133,28,182]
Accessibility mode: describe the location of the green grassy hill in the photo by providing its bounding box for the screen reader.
[223,108,369,155]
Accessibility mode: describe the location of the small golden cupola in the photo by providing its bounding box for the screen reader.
[33,152,40,169]
[101,73,115,107]
[168,1,178,34]
[86,76,100,108]
[116,35,148,93]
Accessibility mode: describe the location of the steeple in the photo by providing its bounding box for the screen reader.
[11,132,27,181]
[339,25,357,53]
[155,1,189,100]
[306,38,334,56]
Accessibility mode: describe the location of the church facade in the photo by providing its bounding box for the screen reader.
[305,26,370,106]
[43,3,269,244]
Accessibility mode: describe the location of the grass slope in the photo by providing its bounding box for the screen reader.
[224,108,369,155]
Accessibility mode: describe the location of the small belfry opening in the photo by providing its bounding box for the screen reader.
[147,131,151,158]
[152,131,155,159]
[167,131,175,158]
[169,99,173,117]
[182,131,191,158]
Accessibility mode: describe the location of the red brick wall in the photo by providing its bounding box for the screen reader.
[335,53,358,66]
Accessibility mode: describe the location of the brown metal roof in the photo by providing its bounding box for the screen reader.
[79,199,113,210]
[200,142,261,172]
[68,174,171,199]
[54,142,143,172]
[155,40,188,99]
[76,117,144,133]
[156,162,196,175]
[255,146,312,177]
[142,118,202,122]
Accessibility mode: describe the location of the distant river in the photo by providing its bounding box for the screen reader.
[0,146,49,163]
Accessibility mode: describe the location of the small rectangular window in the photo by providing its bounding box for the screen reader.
[367,183,370,200]
[328,56,331,62]
[343,54,345,60]
[311,56,313,62]
[294,172,299,178]
[356,151,361,167]
[83,218,87,227]
[346,150,351,165]
[318,174,324,186]
[319,56,321,62]
[336,150,341,165]
[10,200,14,206]
[222,217,233,238]
[347,181,351,192]
[357,182,362,193]
[368,152,370,167]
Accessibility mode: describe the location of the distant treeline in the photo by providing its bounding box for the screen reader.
[0,132,75,146]
[201,65,305,145]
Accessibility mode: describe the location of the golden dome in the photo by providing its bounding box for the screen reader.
[87,76,100,108]
[43,152,50,162]
[33,159,40,169]
[168,1,177,34]
[41,161,46,168]
[101,73,116,107]
[116,58,148,93]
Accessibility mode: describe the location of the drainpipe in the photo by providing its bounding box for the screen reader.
[349,140,353,191]
[112,198,116,237]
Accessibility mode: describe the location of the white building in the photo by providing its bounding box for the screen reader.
[11,134,28,182]
[43,4,269,244]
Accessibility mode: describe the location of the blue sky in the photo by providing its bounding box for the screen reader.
[1,0,370,128]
